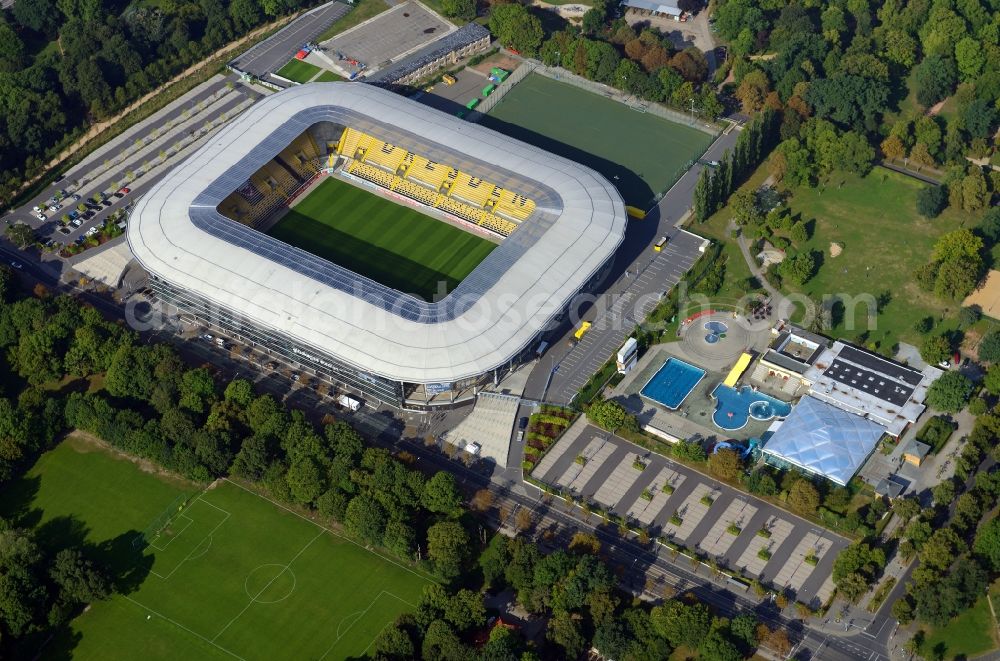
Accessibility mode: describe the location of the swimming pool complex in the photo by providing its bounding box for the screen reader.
[640,358,706,409]
[711,384,791,430]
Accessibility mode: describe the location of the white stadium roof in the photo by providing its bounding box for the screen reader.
[128,83,627,384]
[762,396,886,486]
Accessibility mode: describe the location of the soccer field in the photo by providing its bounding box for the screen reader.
[482,73,714,207]
[5,434,432,660]
[269,176,496,300]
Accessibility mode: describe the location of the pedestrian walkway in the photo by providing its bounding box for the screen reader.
[442,391,519,465]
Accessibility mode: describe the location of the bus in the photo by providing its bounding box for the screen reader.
[442,74,456,85]
[654,236,668,251]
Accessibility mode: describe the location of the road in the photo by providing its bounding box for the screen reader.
[228,0,351,82]
[4,76,261,261]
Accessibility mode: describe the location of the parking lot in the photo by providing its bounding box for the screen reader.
[321,1,452,73]
[532,420,846,607]
[417,68,489,115]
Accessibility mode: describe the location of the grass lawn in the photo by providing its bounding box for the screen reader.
[482,73,713,207]
[5,434,431,661]
[315,70,345,82]
[696,165,968,349]
[317,0,390,42]
[918,594,998,660]
[275,58,323,84]
[776,167,969,349]
[269,176,496,299]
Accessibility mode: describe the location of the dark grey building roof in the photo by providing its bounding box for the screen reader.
[761,349,809,375]
[365,23,490,86]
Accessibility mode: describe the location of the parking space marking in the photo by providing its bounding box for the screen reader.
[735,515,793,576]
[662,483,718,542]
[627,468,685,525]
[697,499,758,557]
[592,453,646,509]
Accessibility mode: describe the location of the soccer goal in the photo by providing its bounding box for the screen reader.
[132,494,190,550]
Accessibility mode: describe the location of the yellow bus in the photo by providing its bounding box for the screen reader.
[654,236,668,251]
[442,74,457,85]
[573,321,592,340]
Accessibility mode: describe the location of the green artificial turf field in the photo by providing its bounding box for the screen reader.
[269,176,496,300]
[5,434,431,661]
[275,59,323,84]
[482,73,713,207]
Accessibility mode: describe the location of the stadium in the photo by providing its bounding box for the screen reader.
[128,83,627,409]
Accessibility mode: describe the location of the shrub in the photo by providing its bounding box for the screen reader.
[804,551,819,566]
[758,547,772,561]
[662,483,675,495]
[700,495,715,507]
[575,455,587,465]
[757,527,772,539]
[916,185,948,218]
[640,488,654,501]
[633,459,647,471]
[726,523,742,535]
[669,512,683,526]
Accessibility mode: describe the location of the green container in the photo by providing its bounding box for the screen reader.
[482,84,496,96]
[465,98,480,110]
[496,70,509,82]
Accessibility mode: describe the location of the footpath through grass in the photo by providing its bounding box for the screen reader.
[917,592,999,660]
[270,176,496,299]
[5,434,431,661]
[482,73,712,208]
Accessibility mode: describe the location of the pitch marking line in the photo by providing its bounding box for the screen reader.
[210,530,325,643]
[149,514,194,551]
[124,595,247,661]
[149,494,232,580]
[222,478,437,584]
[317,590,418,661]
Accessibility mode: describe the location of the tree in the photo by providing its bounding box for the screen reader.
[586,399,636,432]
[488,4,543,56]
[5,223,34,249]
[12,0,60,31]
[981,331,1000,362]
[787,479,820,515]
[650,600,711,649]
[729,188,762,226]
[832,542,886,601]
[49,548,110,608]
[974,517,1000,571]
[920,527,963,571]
[789,221,809,244]
[880,135,905,161]
[344,496,387,546]
[916,186,947,219]
[422,472,463,518]
[933,480,956,506]
[708,448,742,481]
[370,622,415,660]
[548,609,586,658]
[934,258,981,300]
[913,54,957,107]
[777,250,817,286]
[285,457,325,505]
[699,630,742,661]
[224,379,254,407]
[426,521,469,581]
[441,0,475,20]
[920,334,951,365]
[730,611,759,651]
[933,229,982,264]
[962,99,997,140]
[925,371,972,412]
[954,37,985,81]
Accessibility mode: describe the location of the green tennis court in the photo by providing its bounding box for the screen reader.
[482,73,713,207]
[268,176,496,300]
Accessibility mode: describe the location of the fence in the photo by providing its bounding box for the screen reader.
[465,61,537,121]
[529,61,720,137]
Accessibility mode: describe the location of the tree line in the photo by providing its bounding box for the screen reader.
[0,266,801,658]
[0,0,323,206]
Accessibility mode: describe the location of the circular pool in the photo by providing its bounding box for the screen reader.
[749,400,776,420]
[704,321,729,334]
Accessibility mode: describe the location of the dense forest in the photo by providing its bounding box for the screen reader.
[0,0,320,206]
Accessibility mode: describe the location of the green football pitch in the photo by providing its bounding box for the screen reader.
[4,434,432,660]
[482,73,714,207]
[269,176,496,300]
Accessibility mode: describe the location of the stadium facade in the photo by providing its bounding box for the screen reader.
[128,83,627,409]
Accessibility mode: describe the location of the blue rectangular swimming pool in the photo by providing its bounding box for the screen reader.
[640,358,706,409]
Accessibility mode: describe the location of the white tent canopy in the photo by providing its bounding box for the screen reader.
[762,396,886,486]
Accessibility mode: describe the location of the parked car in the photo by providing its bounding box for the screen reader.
[32,206,43,213]
[85,227,99,237]
[9,261,22,269]
[118,187,131,196]
[71,193,81,202]
[57,226,71,235]
[101,199,113,207]
[201,333,214,342]
[518,417,529,430]
[71,218,83,227]
[68,210,79,220]
[34,212,46,221]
